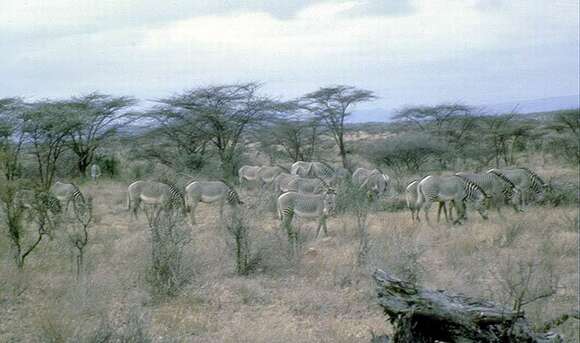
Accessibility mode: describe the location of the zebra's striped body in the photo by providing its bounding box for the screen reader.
[257,166,284,190]
[127,181,185,218]
[276,189,336,238]
[488,168,547,207]
[353,168,390,197]
[456,172,521,214]
[290,161,341,186]
[274,173,300,193]
[416,175,489,224]
[50,181,86,214]
[286,177,326,194]
[184,181,243,224]
[239,165,262,186]
[406,178,452,223]
[15,189,62,215]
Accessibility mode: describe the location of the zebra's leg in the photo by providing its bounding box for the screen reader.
[422,202,432,226]
[448,201,455,222]
[453,201,466,224]
[437,202,448,223]
[316,215,327,239]
[189,201,198,224]
[131,197,140,219]
[219,200,225,220]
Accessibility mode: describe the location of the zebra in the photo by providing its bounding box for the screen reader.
[290,161,313,177]
[406,178,452,223]
[90,164,102,182]
[456,172,521,215]
[488,168,547,208]
[50,181,86,214]
[127,181,185,219]
[290,161,339,185]
[274,173,300,193]
[405,180,420,221]
[416,175,490,225]
[353,168,391,197]
[15,189,62,215]
[257,166,284,190]
[238,165,262,187]
[286,177,327,194]
[184,180,243,224]
[276,188,337,239]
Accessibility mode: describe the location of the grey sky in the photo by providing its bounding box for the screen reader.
[1,0,578,112]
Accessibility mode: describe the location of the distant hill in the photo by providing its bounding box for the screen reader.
[483,95,579,115]
[349,94,579,123]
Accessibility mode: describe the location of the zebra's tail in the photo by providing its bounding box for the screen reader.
[415,180,425,210]
[126,190,131,211]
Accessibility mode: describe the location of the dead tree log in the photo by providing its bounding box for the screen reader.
[373,269,564,343]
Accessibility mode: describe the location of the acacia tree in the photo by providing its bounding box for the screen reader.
[21,101,76,190]
[0,98,26,180]
[258,102,322,163]
[302,85,376,168]
[545,109,580,163]
[141,105,210,172]
[65,93,137,176]
[393,104,478,168]
[153,83,279,179]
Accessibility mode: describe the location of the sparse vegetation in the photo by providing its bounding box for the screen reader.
[0,89,577,341]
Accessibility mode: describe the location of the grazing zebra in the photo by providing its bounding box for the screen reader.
[353,168,390,197]
[406,179,451,223]
[290,161,314,177]
[488,168,547,208]
[416,175,490,225]
[50,181,86,214]
[274,173,300,193]
[290,161,341,185]
[286,177,327,194]
[257,166,284,190]
[239,166,262,187]
[15,189,62,215]
[127,181,185,218]
[276,188,337,239]
[184,180,243,224]
[456,172,521,215]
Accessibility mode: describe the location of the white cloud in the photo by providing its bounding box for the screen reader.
[0,0,577,107]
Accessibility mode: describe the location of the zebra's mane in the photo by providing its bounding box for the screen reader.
[406,179,419,187]
[454,175,489,198]
[488,170,516,189]
[276,164,290,173]
[519,167,546,186]
[220,179,242,199]
[158,179,184,198]
[70,182,86,201]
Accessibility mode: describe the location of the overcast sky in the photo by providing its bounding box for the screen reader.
[1,0,578,111]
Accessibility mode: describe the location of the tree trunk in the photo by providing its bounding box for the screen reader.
[373,269,564,343]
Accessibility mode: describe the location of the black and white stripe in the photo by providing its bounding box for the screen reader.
[520,167,546,197]
[455,176,488,201]
[487,169,517,200]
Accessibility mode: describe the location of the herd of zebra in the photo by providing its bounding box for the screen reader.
[12,162,547,237]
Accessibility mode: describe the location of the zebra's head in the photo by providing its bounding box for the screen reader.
[460,177,490,220]
[521,167,547,202]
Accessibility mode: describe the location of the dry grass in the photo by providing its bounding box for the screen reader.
[0,170,578,342]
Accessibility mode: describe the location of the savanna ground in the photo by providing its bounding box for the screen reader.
[0,161,578,342]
